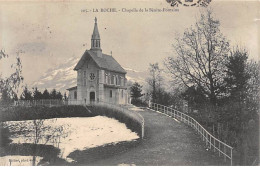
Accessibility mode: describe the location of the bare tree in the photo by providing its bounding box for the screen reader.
[4,119,70,165]
[165,9,230,105]
[147,63,163,103]
[246,60,260,108]
[0,49,23,104]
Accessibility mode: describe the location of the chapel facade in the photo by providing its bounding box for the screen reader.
[67,18,128,105]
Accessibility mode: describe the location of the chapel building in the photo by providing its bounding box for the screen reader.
[67,18,128,105]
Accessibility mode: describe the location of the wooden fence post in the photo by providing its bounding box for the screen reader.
[231,148,233,166]
[224,146,226,162]
[209,136,211,149]
[219,142,220,156]
[203,129,204,141]
[142,122,144,139]
[206,133,208,146]
[214,139,216,152]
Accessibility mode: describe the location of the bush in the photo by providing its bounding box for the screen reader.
[0,124,12,147]
[0,105,94,122]
[187,102,259,165]
[131,99,148,107]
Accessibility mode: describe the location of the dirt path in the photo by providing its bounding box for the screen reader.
[77,108,227,166]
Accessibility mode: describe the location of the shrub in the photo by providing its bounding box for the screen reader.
[0,105,94,122]
[131,99,148,107]
[87,105,143,138]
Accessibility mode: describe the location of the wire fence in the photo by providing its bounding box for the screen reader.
[14,99,67,107]
[149,102,233,166]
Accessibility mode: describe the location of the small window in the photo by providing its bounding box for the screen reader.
[110,90,112,98]
[108,74,111,84]
[116,76,118,85]
[105,74,108,84]
[120,77,124,86]
[121,90,124,98]
[74,91,77,99]
[111,75,115,84]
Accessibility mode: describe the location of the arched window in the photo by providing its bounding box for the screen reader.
[105,74,108,84]
[108,74,110,84]
[111,75,115,85]
[116,76,118,85]
[121,77,124,86]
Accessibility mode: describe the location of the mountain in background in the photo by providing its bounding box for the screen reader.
[31,56,149,94]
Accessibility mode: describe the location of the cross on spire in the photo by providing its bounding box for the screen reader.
[91,17,101,49]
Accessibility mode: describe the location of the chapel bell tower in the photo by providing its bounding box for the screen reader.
[90,17,102,57]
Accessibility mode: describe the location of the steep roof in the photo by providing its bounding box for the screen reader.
[66,86,77,91]
[74,50,127,74]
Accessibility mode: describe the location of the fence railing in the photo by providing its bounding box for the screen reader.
[14,99,67,107]
[92,100,145,139]
[149,102,233,165]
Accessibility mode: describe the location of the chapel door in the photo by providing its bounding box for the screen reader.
[90,92,95,101]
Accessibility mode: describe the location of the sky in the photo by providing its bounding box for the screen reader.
[0,0,259,87]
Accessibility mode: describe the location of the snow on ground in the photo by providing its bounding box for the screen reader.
[4,116,139,162]
[0,156,43,166]
[118,163,136,166]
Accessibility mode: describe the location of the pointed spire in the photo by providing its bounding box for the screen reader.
[92,17,100,40]
[90,17,102,57]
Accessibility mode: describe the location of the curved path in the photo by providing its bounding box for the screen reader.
[79,107,226,166]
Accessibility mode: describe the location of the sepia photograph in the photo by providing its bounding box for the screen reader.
[0,0,259,166]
